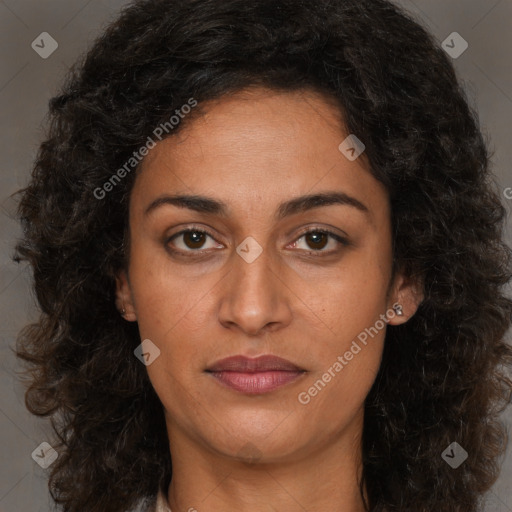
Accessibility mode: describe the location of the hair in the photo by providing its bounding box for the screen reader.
[13,0,512,511]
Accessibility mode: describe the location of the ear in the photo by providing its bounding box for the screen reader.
[386,270,424,326]
[115,269,137,322]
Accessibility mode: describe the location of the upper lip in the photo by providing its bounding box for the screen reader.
[206,355,304,373]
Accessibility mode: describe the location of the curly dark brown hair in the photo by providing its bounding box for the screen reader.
[13,0,512,511]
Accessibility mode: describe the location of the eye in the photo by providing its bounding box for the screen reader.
[289,229,349,255]
[165,226,349,258]
[166,228,223,254]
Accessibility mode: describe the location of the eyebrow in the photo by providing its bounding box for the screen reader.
[144,191,370,220]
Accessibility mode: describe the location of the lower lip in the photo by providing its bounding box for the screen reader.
[207,370,305,394]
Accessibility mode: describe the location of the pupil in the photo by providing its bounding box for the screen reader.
[307,232,327,250]
[185,231,205,248]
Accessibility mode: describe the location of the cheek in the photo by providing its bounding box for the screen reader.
[296,244,391,407]
[130,267,215,377]
[297,316,386,424]
[300,253,391,343]
[128,252,207,337]
[139,319,206,421]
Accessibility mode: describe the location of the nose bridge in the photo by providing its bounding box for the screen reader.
[235,245,274,300]
[218,240,291,334]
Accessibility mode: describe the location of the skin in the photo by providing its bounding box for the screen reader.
[116,86,423,512]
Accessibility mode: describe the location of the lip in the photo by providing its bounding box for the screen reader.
[205,355,306,394]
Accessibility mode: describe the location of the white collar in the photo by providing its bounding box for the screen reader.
[155,489,172,512]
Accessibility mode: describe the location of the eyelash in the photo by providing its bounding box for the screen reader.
[165,226,350,258]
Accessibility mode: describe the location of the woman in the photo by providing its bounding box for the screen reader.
[14,0,512,511]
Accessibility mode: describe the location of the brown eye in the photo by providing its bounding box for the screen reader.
[304,231,329,250]
[289,229,349,255]
[182,231,207,249]
[166,228,223,256]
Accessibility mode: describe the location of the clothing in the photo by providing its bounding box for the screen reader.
[131,489,170,512]
[155,489,171,512]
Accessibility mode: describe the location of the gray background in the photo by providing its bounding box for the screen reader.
[0,1,511,511]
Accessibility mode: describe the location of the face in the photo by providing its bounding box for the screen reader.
[116,87,422,464]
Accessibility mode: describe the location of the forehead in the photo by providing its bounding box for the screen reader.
[131,87,387,221]
[143,87,345,161]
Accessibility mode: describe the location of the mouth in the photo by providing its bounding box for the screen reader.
[205,355,306,395]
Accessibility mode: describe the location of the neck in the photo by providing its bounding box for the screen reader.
[164,412,368,512]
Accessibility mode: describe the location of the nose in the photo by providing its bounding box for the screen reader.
[217,244,293,336]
